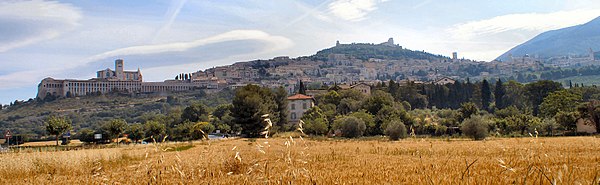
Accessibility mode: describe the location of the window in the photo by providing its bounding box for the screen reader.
[291,103,296,110]
[303,103,307,110]
[291,112,297,120]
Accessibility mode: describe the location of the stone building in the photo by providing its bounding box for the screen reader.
[287,94,314,123]
[37,59,204,99]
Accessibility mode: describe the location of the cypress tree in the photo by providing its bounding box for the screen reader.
[494,79,505,109]
[481,79,491,111]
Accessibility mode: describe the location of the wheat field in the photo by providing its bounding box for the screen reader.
[0,136,599,184]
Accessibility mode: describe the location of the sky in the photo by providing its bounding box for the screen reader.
[1,0,600,104]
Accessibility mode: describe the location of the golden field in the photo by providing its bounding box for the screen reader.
[0,136,599,184]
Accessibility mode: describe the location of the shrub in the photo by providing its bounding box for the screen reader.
[304,117,328,135]
[77,128,96,143]
[333,116,366,138]
[384,120,407,140]
[461,116,489,140]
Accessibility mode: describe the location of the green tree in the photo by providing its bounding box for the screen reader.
[332,116,366,138]
[481,79,491,111]
[102,119,128,144]
[348,110,376,136]
[384,120,407,140]
[317,90,341,105]
[494,79,506,109]
[298,80,307,95]
[274,87,289,127]
[461,115,489,140]
[577,100,600,133]
[77,128,96,143]
[145,120,166,142]
[126,123,145,143]
[301,106,329,135]
[554,111,580,131]
[362,90,394,115]
[45,116,72,146]
[459,102,478,121]
[193,122,215,140]
[539,90,582,118]
[231,85,277,137]
[524,80,563,115]
[181,103,209,122]
[212,104,232,119]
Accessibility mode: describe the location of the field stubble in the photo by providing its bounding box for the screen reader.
[0,136,599,184]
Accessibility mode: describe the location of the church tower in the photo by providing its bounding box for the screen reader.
[115,59,124,80]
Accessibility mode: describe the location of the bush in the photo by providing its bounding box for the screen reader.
[461,116,489,140]
[304,117,328,135]
[333,116,366,138]
[77,128,96,143]
[384,120,407,140]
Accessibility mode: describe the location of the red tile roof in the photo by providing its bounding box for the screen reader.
[287,94,313,100]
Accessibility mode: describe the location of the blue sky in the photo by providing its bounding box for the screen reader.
[1,0,600,104]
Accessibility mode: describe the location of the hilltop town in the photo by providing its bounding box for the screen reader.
[36,38,598,101]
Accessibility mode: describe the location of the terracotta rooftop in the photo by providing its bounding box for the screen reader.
[287,94,313,100]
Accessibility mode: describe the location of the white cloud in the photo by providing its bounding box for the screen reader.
[0,0,81,52]
[449,9,600,40]
[327,0,388,21]
[87,30,293,62]
[0,29,293,89]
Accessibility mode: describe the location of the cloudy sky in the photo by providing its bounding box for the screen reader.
[1,0,600,104]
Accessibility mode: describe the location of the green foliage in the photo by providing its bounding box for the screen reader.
[274,87,289,126]
[126,123,145,142]
[524,80,563,115]
[481,79,491,111]
[333,116,366,138]
[181,103,209,122]
[494,79,506,109]
[316,90,341,105]
[193,122,215,140]
[298,81,307,95]
[45,116,72,146]
[540,118,560,136]
[231,85,278,138]
[539,90,582,118]
[461,116,489,140]
[348,110,376,135]
[336,98,361,115]
[362,90,394,115]
[144,120,166,141]
[459,102,478,121]
[77,128,95,143]
[102,119,128,141]
[301,106,329,135]
[577,100,600,133]
[495,106,521,119]
[384,120,407,140]
[554,111,580,132]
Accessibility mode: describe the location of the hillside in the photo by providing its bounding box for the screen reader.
[497,16,600,61]
[313,43,449,61]
[0,89,233,139]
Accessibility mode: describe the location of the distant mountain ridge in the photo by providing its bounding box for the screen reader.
[496,16,600,61]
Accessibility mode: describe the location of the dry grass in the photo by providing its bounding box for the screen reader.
[1,137,599,184]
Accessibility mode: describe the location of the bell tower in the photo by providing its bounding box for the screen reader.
[115,59,124,80]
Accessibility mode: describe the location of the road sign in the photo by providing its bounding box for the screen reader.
[4,130,11,139]
[94,134,102,139]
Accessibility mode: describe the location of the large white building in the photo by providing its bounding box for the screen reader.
[37,59,221,99]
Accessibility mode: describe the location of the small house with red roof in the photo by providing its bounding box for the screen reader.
[287,94,315,123]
